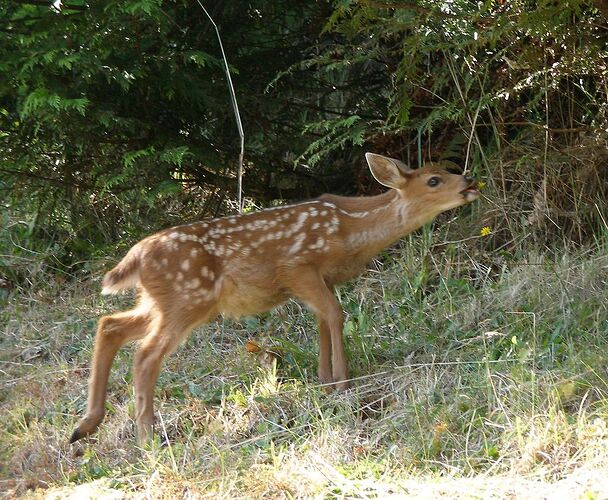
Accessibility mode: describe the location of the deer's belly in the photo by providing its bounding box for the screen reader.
[323,260,368,286]
[217,275,287,319]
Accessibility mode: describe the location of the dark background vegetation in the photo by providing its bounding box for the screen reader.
[1,0,607,284]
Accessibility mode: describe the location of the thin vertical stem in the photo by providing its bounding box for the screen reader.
[196,1,245,213]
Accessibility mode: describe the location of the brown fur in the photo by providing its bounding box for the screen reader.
[70,153,479,443]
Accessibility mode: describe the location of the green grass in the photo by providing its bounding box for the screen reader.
[1,240,607,498]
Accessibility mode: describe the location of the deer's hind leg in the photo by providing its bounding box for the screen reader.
[70,307,152,443]
[131,311,203,443]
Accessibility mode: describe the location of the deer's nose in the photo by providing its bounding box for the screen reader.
[464,175,475,183]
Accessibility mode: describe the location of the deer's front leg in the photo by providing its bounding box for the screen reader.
[326,304,349,391]
[317,316,333,388]
[283,267,349,390]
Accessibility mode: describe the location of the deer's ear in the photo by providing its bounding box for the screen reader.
[365,153,413,188]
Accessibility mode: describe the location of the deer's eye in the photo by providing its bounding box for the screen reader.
[427,177,441,187]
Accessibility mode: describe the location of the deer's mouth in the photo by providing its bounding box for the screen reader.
[460,182,480,199]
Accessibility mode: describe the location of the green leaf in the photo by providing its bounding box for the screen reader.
[123,147,155,168]
[159,146,192,167]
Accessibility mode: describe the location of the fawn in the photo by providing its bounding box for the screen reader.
[70,152,479,443]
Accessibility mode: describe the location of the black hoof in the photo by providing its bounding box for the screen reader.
[69,428,82,444]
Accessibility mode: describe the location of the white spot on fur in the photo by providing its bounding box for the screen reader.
[165,240,179,251]
[284,211,309,238]
[186,278,200,289]
[309,236,326,251]
[287,233,307,255]
[323,216,340,234]
[181,260,190,271]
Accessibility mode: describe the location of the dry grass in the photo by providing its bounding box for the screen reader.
[1,240,607,498]
[478,133,608,251]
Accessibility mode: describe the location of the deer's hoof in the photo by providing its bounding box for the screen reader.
[69,413,104,444]
[334,380,351,392]
[69,428,83,444]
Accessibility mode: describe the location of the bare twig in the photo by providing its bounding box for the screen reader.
[195,1,245,213]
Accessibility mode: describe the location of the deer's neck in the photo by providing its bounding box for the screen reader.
[336,190,426,259]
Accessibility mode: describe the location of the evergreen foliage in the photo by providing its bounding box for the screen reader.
[1,0,607,275]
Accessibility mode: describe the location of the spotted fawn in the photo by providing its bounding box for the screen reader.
[70,152,480,443]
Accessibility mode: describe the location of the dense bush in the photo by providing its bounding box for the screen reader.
[1,0,607,281]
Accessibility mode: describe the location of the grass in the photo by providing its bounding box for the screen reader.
[1,227,608,498]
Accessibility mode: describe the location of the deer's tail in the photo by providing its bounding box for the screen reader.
[101,244,143,295]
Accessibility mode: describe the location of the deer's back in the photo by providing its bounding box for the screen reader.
[136,200,353,318]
